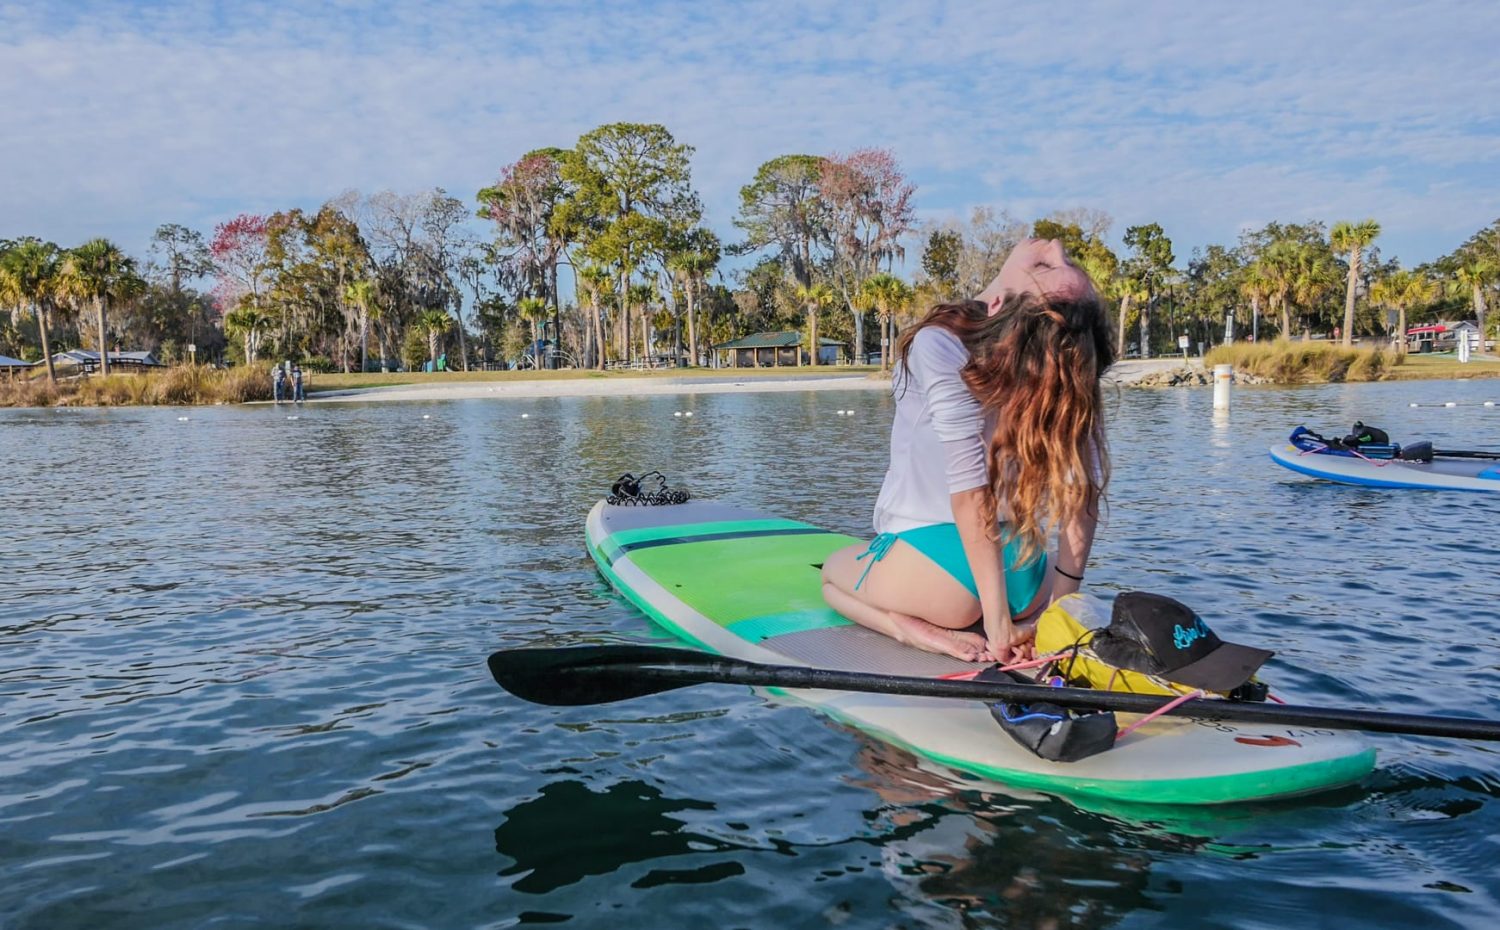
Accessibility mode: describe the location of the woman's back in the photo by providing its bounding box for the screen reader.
[874,326,992,535]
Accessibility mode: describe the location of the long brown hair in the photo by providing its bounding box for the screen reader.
[895,294,1114,562]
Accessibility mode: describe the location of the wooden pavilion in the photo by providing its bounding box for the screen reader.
[47,350,165,375]
[711,332,844,368]
[0,354,34,379]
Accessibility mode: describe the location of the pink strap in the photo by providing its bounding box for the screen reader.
[936,652,1060,681]
[1117,689,1206,740]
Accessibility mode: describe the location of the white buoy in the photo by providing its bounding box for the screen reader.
[1445,402,1457,408]
[684,411,693,417]
[521,413,529,419]
[1410,402,1419,408]
[177,416,189,421]
[287,416,299,421]
[1212,364,1233,411]
[674,411,682,417]
[423,414,431,419]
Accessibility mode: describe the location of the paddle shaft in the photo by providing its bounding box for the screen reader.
[489,646,1500,742]
[1432,449,1500,460]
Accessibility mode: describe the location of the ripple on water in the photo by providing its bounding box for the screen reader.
[2,382,1500,928]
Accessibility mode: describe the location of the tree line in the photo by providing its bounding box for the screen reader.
[5,121,1499,382]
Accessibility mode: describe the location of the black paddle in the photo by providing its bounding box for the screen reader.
[1398,441,1500,462]
[487,644,1500,742]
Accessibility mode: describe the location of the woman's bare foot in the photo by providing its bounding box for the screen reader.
[887,611,993,663]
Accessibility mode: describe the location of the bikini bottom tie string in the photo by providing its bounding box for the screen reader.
[853,532,898,592]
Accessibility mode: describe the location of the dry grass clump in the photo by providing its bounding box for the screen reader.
[0,377,58,407]
[0,363,274,407]
[74,373,153,405]
[147,365,211,404]
[216,364,272,403]
[1204,339,1395,383]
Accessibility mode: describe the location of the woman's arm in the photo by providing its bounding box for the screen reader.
[951,487,1030,662]
[1051,487,1100,601]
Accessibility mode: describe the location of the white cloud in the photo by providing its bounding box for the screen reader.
[0,0,1495,267]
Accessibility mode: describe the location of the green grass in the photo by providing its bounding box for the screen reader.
[1383,352,1500,381]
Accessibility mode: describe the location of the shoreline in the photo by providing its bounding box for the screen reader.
[303,372,886,403]
[296,359,1189,404]
[9,356,1495,409]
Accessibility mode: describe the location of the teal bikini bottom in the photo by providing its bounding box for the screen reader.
[854,523,1046,617]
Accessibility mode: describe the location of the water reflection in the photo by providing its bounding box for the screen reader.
[846,739,1162,930]
[494,779,736,894]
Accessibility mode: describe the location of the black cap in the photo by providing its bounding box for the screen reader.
[1090,592,1273,691]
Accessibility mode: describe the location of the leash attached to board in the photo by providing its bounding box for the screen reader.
[607,471,692,506]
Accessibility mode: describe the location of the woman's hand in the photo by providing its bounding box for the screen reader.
[986,619,1036,665]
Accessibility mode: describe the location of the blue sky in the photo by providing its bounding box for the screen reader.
[2,0,1497,271]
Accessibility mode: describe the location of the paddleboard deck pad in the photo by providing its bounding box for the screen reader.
[586,499,1375,805]
[1270,441,1500,492]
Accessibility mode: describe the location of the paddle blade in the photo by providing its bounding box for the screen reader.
[488,644,720,706]
[1399,441,1434,462]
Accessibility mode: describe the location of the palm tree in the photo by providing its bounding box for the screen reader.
[576,264,613,369]
[1452,259,1496,356]
[60,238,141,376]
[224,305,274,363]
[861,273,913,372]
[1330,220,1381,347]
[343,279,379,373]
[417,309,451,371]
[1238,263,1273,344]
[1259,243,1299,339]
[1370,270,1437,356]
[1109,275,1147,357]
[667,231,720,367]
[579,264,615,369]
[1289,245,1338,340]
[627,283,656,362]
[793,281,835,366]
[515,296,549,368]
[0,241,62,383]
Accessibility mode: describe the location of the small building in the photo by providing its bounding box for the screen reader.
[48,349,165,375]
[711,331,844,368]
[1449,321,1485,353]
[0,354,34,378]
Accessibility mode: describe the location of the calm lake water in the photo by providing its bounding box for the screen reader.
[3,377,1499,929]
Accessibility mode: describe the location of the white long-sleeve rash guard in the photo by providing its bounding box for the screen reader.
[872,327,994,535]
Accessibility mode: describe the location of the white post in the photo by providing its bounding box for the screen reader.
[1213,363,1233,410]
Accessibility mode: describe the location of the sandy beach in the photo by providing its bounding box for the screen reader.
[304,359,1186,404]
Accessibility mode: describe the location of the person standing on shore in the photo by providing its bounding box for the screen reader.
[272,365,285,403]
[292,366,304,402]
[821,239,1113,664]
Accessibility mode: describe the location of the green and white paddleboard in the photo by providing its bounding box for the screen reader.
[586,499,1376,805]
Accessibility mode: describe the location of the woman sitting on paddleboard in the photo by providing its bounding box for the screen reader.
[822,238,1113,664]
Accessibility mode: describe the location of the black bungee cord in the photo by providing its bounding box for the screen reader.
[607,471,692,506]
